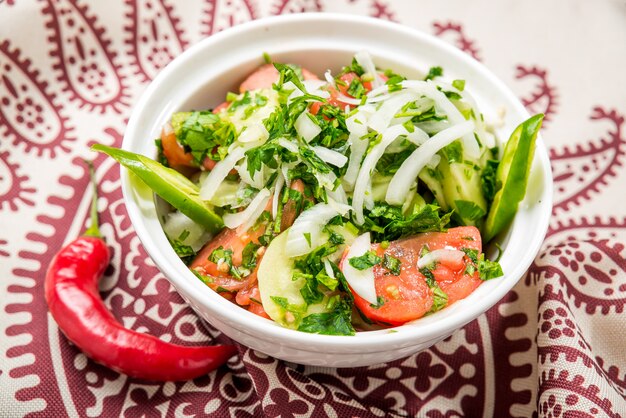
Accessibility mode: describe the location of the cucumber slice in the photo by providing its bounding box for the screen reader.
[257,226,356,329]
[482,114,544,242]
[93,144,223,233]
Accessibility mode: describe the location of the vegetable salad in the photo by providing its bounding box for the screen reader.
[95,52,543,336]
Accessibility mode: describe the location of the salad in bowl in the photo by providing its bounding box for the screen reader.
[95,51,542,337]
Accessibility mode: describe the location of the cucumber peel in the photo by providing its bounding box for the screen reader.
[92,144,223,233]
[482,114,544,242]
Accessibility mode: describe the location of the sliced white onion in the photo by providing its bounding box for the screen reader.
[367,82,393,98]
[294,111,321,142]
[346,111,370,137]
[286,203,349,257]
[416,120,452,134]
[417,249,466,269]
[402,80,480,157]
[385,136,410,154]
[237,158,265,189]
[223,188,271,230]
[343,113,371,190]
[341,232,377,304]
[440,80,492,150]
[326,184,349,208]
[385,121,474,206]
[162,211,210,252]
[426,154,441,169]
[353,124,409,224]
[277,137,299,153]
[406,126,430,146]
[200,146,247,200]
[335,93,363,106]
[482,130,497,149]
[315,168,338,190]
[272,171,285,219]
[369,79,480,156]
[303,79,329,98]
[323,259,336,279]
[238,123,269,144]
[324,70,336,88]
[367,91,417,132]
[281,162,294,188]
[283,80,303,94]
[401,187,417,214]
[355,50,383,89]
[364,181,375,211]
[312,146,348,168]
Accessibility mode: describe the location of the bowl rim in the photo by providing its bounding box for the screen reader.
[121,12,553,351]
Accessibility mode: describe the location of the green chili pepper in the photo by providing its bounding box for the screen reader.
[482,114,544,242]
[92,144,223,233]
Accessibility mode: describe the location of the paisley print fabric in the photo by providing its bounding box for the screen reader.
[1,1,624,416]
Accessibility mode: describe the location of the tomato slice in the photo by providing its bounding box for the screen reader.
[279,179,309,232]
[344,226,483,326]
[336,72,373,96]
[239,64,319,93]
[190,226,265,292]
[236,284,270,319]
[161,125,194,171]
[161,103,228,170]
[314,72,388,112]
[213,101,230,113]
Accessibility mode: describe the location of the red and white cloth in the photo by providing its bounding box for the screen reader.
[1,1,625,416]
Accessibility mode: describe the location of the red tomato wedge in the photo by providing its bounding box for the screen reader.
[213,101,230,113]
[161,101,227,170]
[161,125,194,171]
[342,226,483,326]
[311,72,388,114]
[336,72,373,95]
[239,64,319,92]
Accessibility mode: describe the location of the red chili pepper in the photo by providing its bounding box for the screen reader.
[45,162,237,381]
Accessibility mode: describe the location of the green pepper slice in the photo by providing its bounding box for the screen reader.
[482,114,544,242]
[92,144,223,233]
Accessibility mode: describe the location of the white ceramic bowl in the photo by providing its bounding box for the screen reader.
[121,13,553,367]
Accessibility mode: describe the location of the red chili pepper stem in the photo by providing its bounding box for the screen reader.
[83,161,101,238]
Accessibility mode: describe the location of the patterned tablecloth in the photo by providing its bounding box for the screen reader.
[1,0,625,416]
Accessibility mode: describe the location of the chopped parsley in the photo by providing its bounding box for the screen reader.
[382,253,402,275]
[209,246,248,279]
[481,159,500,205]
[419,265,449,314]
[347,78,367,98]
[297,299,355,336]
[348,251,382,270]
[460,247,503,280]
[478,257,503,280]
[454,200,487,222]
[427,287,449,314]
[424,66,443,81]
[167,236,195,265]
[241,242,261,270]
[452,79,466,91]
[361,204,452,242]
[173,111,236,164]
